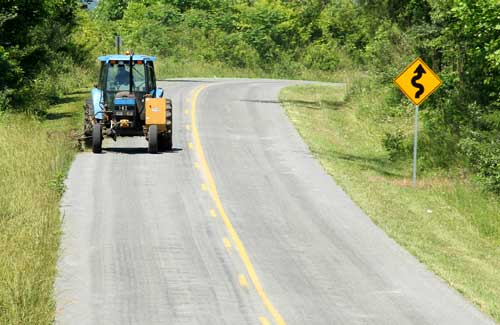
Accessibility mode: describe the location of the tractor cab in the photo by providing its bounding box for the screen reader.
[83,53,172,154]
[96,54,163,116]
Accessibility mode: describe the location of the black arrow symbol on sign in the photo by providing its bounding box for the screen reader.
[411,64,426,99]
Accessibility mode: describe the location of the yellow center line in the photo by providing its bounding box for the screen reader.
[210,209,217,218]
[239,274,249,288]
[259,316,271,325]
[191,84,286,325]
[223,237,232,250]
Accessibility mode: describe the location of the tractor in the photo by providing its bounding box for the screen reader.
[83,53,172,153]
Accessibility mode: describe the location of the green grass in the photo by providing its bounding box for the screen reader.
[280,84,500,322]
[0,91,85,324]
[155,57,350,82]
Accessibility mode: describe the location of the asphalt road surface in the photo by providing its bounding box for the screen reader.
[56,79,493,324]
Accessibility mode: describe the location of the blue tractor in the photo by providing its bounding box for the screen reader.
[83,53,172,153]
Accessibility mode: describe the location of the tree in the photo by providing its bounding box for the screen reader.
[0,0,78,112]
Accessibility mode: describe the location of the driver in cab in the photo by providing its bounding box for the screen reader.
[115,63,130,86]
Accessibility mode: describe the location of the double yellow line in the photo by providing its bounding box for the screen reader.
[190,84,286,325]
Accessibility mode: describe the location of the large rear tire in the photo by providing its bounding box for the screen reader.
[148,125,158,154]
[162,99,173,151]
[92,123,102,153]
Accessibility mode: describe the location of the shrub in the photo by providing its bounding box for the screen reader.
[461,134,500,193]
[303,41,340,71]
[383,129,409,162]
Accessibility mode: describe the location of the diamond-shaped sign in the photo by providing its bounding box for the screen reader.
[394,57,442,106]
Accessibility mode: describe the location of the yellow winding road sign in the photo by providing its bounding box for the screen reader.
[394,57,442,106]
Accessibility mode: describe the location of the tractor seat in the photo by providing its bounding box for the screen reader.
[115,92,135,99]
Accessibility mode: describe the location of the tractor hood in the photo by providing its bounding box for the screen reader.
[114,97,136,106]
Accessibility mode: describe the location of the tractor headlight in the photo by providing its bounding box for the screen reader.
[115,110,135,117]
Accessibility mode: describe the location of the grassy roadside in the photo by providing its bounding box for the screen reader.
[0,91,85,324]
[280,84,500,321]
[155,57,347,82]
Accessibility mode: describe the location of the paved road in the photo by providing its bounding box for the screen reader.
[56,79,493,324]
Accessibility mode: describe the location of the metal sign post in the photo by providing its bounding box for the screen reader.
[413,105,419,188]
[394,57,442,189]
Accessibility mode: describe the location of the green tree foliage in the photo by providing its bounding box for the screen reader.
[403,0,500,191]
[94,0,128,20]
[442,0,500,192]
[0,0,80,114]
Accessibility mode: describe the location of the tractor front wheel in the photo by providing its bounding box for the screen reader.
[148,125,158,154]
[159,132,172,151]
[92,124,102,153]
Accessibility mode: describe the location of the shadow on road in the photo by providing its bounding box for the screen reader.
[102,147,183,155]
[281,99,344,110]
[240,99,280,104]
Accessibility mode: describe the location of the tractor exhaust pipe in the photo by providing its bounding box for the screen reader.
[115,35,121,54]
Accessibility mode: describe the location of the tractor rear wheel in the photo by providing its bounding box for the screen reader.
[92,124,102,153]
[148,125,158,154]
[161,99,173,151]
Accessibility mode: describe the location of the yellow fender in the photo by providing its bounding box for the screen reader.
[145,98,167,132]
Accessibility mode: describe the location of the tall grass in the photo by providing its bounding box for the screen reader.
[155,56,347,82]
[0,93,82,323]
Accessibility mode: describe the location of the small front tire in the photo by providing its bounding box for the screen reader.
[92,124,102,153]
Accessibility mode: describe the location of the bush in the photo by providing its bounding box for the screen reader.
[303,41,341,71]
[383,129,409,162]
[211,32,260,69]
[0,88,13,112]
[363,20,414,81]
[461,134,500,193]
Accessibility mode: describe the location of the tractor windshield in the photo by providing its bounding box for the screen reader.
[106,61,146,92]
